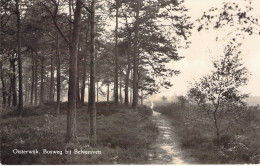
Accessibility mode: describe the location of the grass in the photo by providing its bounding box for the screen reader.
[154,103,260,164]
[0,102,158,164]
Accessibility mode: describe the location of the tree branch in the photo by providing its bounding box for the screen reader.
[41,1,71,46]
[2,13,14,28]
[78,0,92,14]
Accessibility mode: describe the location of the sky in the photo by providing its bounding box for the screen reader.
[150,0,260,100]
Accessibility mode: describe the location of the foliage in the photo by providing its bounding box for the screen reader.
[154,103,260,164]
[177,95,187,107]
[114,0,193,97]
[197,0,260,41]
[188,43,250,142]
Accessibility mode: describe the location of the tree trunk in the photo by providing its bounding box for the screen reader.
[66,0,82,142]
[8,59,13,107]
[141,89,143,105]
[87,73,89,101]
[24,77,29,105]
[81,22,89,104]
[88,0,97,146]
[0,61,7,106]
[107,82,109,103]
[213,110,220,145]
[76,35,81,107]
[56,35,61,115]
[31,54,34,104]
[0,15,6,107]
[130,69,132,104]
[8,75,12,107]
[124,39,131,105]
[125,75,129,105]
[120,79,122,103]
[40,57,45,105]
[69,0,72,42]
[16,0,23,114]
[96,82,98,103]
[10,57,17,106]
[132,1,140,108]
[34,52,38,105]
[45,70,49,102]
[114,1,119,104]
[50,54,54,102]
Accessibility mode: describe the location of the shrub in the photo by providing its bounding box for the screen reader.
[155,103,260,164]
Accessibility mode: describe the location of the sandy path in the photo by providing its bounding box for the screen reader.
[148,110,195,164]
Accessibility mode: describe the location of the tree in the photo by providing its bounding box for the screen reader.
[40,56,45,104]
[118,0,192,108]
[15,0,23,114]
[30,53,34,104]
[50,53,54,102]
[0,61,7,107]
[188,43,250,144]
[88,0,97,146]
[66,0,82,142]
[34,52,38,105]
[123,21,132,106]
[113,0,121,104]
[132,0,140,109]
[80,20,89,104]
[0,0,193,147]
[56,34,61,114]
[177,95,187,107]
[8,54,17,106]
[0,5,4,107]
[42,0,84,142]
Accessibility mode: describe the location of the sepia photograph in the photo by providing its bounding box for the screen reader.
[0,0,260,165]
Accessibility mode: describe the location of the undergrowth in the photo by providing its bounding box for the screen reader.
[0,102,158,164]
[154,103,260,164]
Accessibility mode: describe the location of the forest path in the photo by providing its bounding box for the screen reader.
[147,109,195,164]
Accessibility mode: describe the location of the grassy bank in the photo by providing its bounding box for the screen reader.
[1,102,158,164]
[154,103,260,164]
